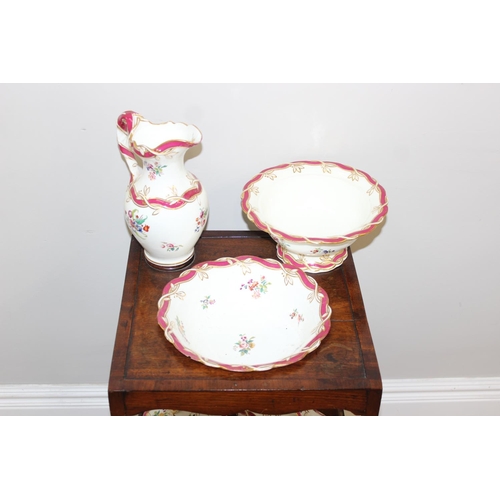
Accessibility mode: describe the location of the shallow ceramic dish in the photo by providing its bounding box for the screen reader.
[157,256,331,371]
[241,161,388,273]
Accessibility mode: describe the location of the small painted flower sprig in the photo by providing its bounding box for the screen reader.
[126,209,149,237]
[195,208,208,232]
[310,248,336,255]
[240,276,271,299]
[145,160,167,180]
[200,295,216,309]
[161,242,182,252]
[290,308,305,324]
[234,335,255,356]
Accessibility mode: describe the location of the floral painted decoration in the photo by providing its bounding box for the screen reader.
[290,308,305,324]
[234,335,255,356]
[240,276,271,299]
[126,209,150,238]
[161,242,182,252]
[145,160,167,180]
[200,295,216,309]
[175,316,185,336]
[195,208,208,232]
[310,248,337,255]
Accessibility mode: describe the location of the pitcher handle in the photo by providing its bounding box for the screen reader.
[117,110,141,182]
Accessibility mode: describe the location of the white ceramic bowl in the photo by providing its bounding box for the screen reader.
[157,256,331,371]
[241,161,388,273]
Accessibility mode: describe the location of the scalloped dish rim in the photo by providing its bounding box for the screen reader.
[241,160,389,245]
[157,255,332,372]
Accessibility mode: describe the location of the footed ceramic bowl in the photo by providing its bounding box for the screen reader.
[241,161,388,273]
[157,256,331,372]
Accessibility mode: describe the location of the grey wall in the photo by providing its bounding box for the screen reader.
[1,83,499,384]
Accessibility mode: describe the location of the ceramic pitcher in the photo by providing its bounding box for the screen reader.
[117,111,209,269]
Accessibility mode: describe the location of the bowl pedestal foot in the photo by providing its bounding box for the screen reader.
[277,246,348,273]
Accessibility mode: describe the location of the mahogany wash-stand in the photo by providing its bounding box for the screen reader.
[108,231,382,416]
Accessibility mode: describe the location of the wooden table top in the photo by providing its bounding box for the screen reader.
[108,231,382,415]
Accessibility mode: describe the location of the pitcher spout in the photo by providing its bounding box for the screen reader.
[128,116,202,159]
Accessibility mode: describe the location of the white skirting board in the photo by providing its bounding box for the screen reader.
[0,385,111,416]
[1,378,500,416]
[379,377,500,416]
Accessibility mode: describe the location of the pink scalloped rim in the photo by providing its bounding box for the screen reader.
[117,110,202,159]
[157,256,332,372]
[241,161,388,244]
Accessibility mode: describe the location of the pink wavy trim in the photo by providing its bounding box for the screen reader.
[131,139,199,158]
[241,161,388,244]
[129,179,203,210]
[119,144,135,159]
[157,256,331,372]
